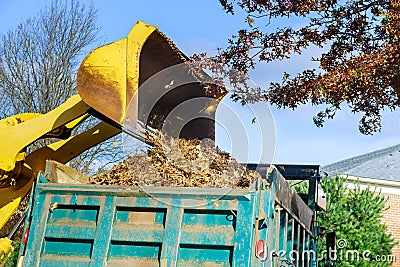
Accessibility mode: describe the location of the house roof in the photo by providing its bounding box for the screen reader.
[321,144,400,182]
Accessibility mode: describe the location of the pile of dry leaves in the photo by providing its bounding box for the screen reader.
[90,132,259,189]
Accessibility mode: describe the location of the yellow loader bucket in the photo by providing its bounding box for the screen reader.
[77,21,187,125]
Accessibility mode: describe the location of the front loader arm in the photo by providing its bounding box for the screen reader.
[24,120,121,181]
[0,95,91,228]
[0,118,121,211]
[0,95,89,173]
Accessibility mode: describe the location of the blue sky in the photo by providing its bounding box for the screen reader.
[1,0,400,166]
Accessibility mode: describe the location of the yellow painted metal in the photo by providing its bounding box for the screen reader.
[0,113,42,127]
[0,95,89,172]
[44,114,90,139]
[0,95,92,212]
[64,114,89,130]
[0,198,17,259]
[0,121,121,209]
[0,197,21,230]
[25,121,121,180]
[77,21,157,124]
[0,237,12,259]
[0,176,32,214]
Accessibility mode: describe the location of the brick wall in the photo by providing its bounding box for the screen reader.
[381,192,400,266]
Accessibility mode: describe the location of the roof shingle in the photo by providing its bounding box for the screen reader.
[322,144,400,182]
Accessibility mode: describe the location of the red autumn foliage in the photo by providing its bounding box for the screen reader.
[193,0,400,134]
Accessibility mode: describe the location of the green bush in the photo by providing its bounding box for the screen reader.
[318,175,396,266]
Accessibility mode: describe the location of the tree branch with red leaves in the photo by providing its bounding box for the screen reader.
[192,0,400,134]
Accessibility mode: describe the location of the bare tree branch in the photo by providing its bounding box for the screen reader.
[0,0,123,174]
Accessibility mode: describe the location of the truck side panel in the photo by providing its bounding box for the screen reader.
[23,180,258,267]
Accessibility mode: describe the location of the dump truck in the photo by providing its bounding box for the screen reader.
[0,21,332,266]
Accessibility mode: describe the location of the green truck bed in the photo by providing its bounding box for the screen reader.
[18,162,319,267]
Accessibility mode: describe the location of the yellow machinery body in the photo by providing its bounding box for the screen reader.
[0,21,224,256]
